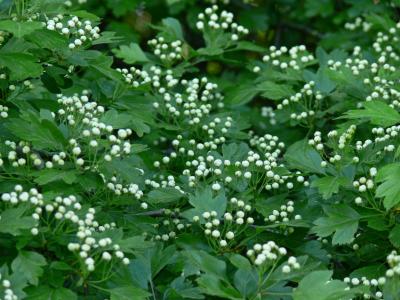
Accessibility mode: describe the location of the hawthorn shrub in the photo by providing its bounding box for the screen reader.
[0,0,400,299]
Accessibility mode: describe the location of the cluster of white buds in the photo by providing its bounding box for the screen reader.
[4,140,45,168]
[343,275,385,299]
[276,81,321,126]
[0,105,9,118]
[59,201,129,271]
[0,30,7,45]
[150,76,223,125]
[64,0,87,6]
[196,6,249,41]
[294,172,310,187]
[344,17,372,32]
[369,125,400,151]
[246,241,288,266]
[193,198,253,249]
[55,92,135,168]
[0,183,129,271]
[7,80,34,92]
[153,209,190,241]
[205,0,230,4]
[355,126,398,153]
[104,175,144,199]
[117,66,178,89]
[148,37,183,63]
[1,185,43,235]
[309,126,358,167]
[353,168,376,193]
[262,45,314,71]
[145,175,185,192]
[44,15,101,49]
[265,200,301,223]
[249,133,296,191]
[281,256,301,273]
[261,106,276,125]
[0,274,18,300]
[386,250,400,277]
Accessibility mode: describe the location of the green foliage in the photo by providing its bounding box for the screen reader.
[0,0,399,299]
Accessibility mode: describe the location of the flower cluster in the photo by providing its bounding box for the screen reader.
[55,92,134,169]
[44,15,101,49]
[0,104,8,118]
[0,184,129,272]
[0,30,6,46]
[261,106,277,125]
[264,200,301,224]
[344,17,372,32]
[193,198,253,250]
[148,37,183,64]
[258,45,314,72]
[103,175,144,199]
[153,209,190,241]
[0,274,18,300]
[246,241,285,265]
[196,6,249,41]
[117,66,179,89]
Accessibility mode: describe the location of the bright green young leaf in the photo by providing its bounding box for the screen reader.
[12,251,46,285]
[343,101,400,127]
[311,176,348,199]
[113,43,149,64]
[257,81,295,100]
[0,205,37,236]
[312,204,360,245]
[376,163,400,210]
[0,20,43,38]
[293,270,359,300]
[285,140,325,174]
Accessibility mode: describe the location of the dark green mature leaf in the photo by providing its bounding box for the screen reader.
[110,286,151,300]
[0,53,43,80]
[12,251,46,285]
[119,236,154,253]
[376,163,400,210]
[34,169,78,185]
[225,83,259,106]
[113,43,149,64]
[311,176,348,199]
[257,81,294,100]
[25,286,78,300]
[389,225,400,248]
[293,270,359,300]
[182,187,226,221]
[285,140,325,174]
[147,187,184,204]
[233,268,258,297]
[312,204,360,245]
[343,101,400,127]
[162,18,184,40]
[100,109,150,137]
[184,250,227,279]
[25,29,67,49]
[0,205,36,236]
[0,20,43,38]
[6,111,66,150]
[197,274,242,300]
